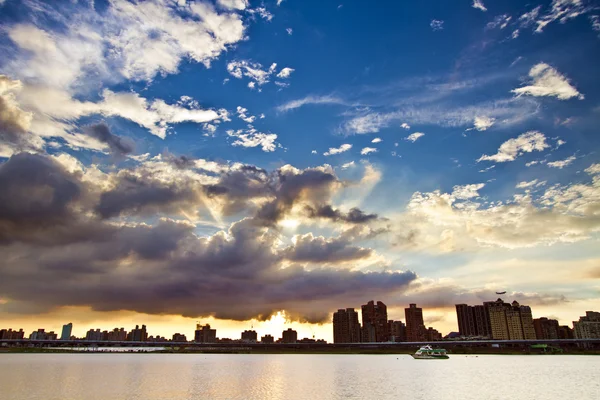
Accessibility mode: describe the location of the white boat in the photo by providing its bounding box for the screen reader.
[411,345,449,359]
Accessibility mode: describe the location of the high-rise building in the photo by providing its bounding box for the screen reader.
[241,330,258,342]
[388,320,406,342]
[0,329,24,340]
[107,328,127,341]
[485,299,511,340]
[333,308,361,343]
[456,304,477,337]
[85,329,106,341]
[473,305,491,337]
[261,334,274,344]
[426,327,442,341]
[405,304,426,342]
[484,299,536,340]
[281,328,297,344]
[573,311,600,339]
[519,305,536,340]
[60,323,73,340]
[361,300,389,342]
[127,325,148,342]
[172,333,187,342]
[29,329,57,340]
[194,324,217,343]
[533,317,560,339]
[558,325,574,339]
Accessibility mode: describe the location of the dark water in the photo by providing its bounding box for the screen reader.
[0,353,598,399]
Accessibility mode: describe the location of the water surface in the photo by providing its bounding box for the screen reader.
[1,354,598,399]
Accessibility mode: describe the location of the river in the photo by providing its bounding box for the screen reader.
[0,354,598,399]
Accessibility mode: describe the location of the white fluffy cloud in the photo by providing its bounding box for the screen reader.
[371,138,382,143]
[228,61,294,88]
[400,123,410,130]
[324,144,352,156]
[430,20,444,31]
[406,132,425,142]
[478,131,549,163]
[586,163,600,175]
[512,63,584,100]
[472,116,496,131]
[472,0,487,12]
[286,28,293,35]
[360,147,377,155]
[277,67,295,79]
[217,0,248,10]
[535,0,590,33]
[516,179,547,189]
[236,106,256,123]
[227,128,278,152]
[341,161,355,169]
[548,155,576,169]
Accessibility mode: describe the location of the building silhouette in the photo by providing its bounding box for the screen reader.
[533,317,560,339]
[29,329,57,340]
[388,320,406,342]
[281,328,297,343]
[194,324,217,343]
[107,328,127,341]
[405,304,426,342]
[60,323,73,340]
[333,308,361,343]
[261,334,274,344]
[172,333,187,342]
[127,325,148,342]
[558,325,574,339]
[573,311,600,339]
[0,329,24,340]
[361,300,389,342]
[241,330,258,342]
[456,304,477,337]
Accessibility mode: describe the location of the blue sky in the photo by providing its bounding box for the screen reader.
[0,0,599,340]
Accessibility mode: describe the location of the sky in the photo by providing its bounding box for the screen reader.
[0,0,599,342]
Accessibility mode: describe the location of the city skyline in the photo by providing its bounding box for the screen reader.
[1,0,600,342]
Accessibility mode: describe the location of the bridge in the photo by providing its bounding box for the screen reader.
[2,338,600,349]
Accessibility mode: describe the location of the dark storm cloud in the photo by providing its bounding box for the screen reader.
[96,171,199,219]
[284,233,373,263]
[0,152,415,322]
[0,153,87,244]
[305,204,379,224]
[84,123,134,156]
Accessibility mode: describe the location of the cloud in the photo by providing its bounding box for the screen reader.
[360,147,377,155]
[371,138,382,143]
[477,131,549,163]
[390,173,600,251]
[585,163,600,175]
[547,155,576,169]
[400,123,410,129]
[217,0,248,10]
[406,132,425,142]
[519,6,542,28]
[516,179,547,189]
[591,15,600,33]
[83,123,134,157]
[286,28,293,35]
[247,7,274,21]
[535,0,590,33]
[512,63,584,100]
[343,113,394,134]
[236,106,256,123]
[227,128,279,152]
[277,0,285,5]
[472,0,487,12]
[430,20,444,31]
[451,183,485,200]
[227,60,278,86]
[304,205,378,224]
[0,75,42,157]
[277,95,346,112]
[276,67,295,79]
[486,14,512,30]
[324,143,352,156]
[284,233,374,264]
[472,116,495,131]
[341,161,355,169]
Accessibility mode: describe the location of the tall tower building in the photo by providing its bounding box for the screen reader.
[60,323,73,340]
[485,299,510,340]
[194,324,217,343]
[533,317,560,339]
[573,311,600,339]
[473,305,491,337]
[333,308,361,343]
[455,305,477,336]
[505,302,524,340]
[405,304,426,342]
[361,300,389,342]
[519,305,536,339]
